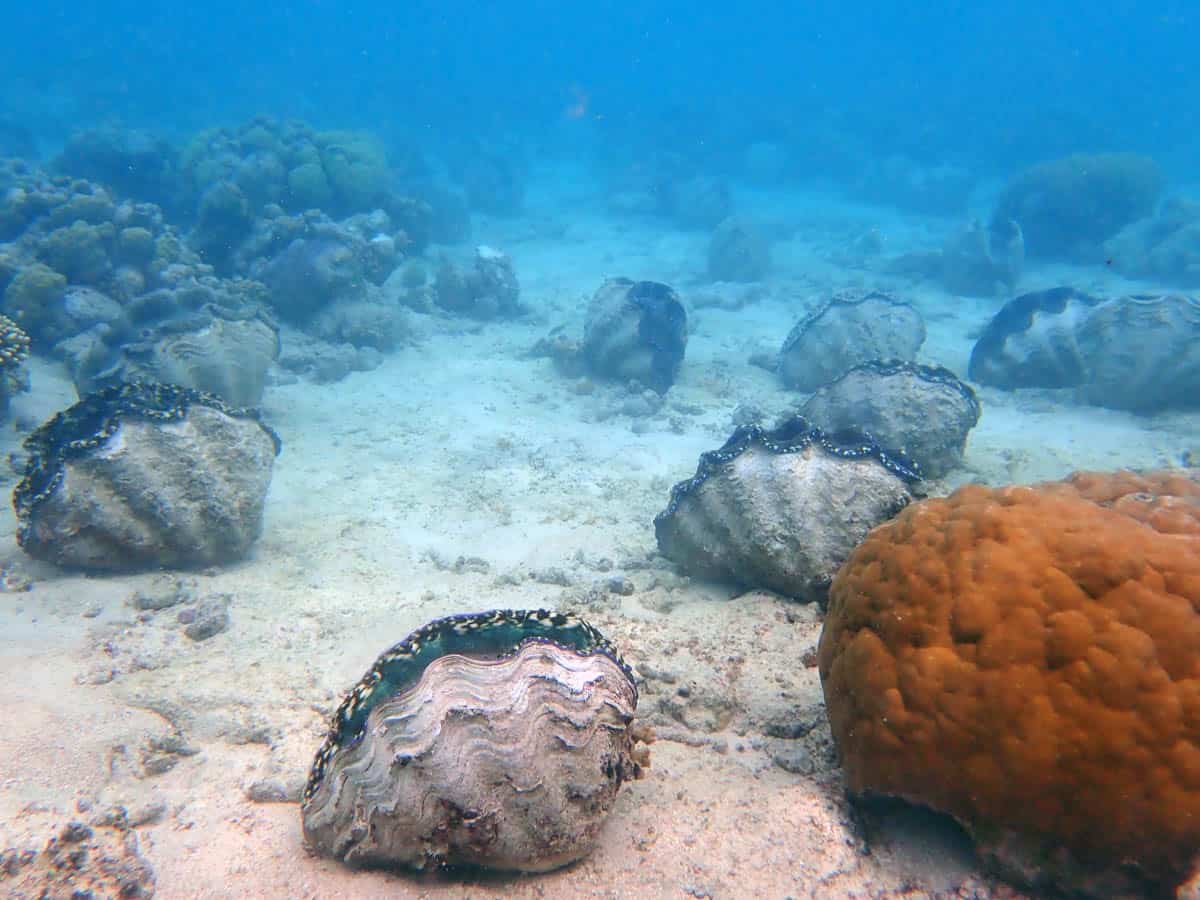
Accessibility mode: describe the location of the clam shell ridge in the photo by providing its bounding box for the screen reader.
[301,609,644,873]
[654,416,921,602]
[656,415,921,522]
[13,381,281,556]
[778,289,926,391]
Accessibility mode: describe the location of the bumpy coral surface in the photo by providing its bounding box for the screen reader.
[0,313,30,370]
[181,117,393,221]
[817,468,1200,896]
[0,312,31,417]
[0,160,268,352]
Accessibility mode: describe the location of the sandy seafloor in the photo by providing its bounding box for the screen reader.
[0,172,1196,898]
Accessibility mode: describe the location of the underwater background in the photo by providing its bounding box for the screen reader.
[0,1,1198,898]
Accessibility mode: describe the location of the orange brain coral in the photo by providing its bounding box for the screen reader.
[817,468,1200,893]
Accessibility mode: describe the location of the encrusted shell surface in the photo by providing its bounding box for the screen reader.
[301,609,646,874]
[14,381,280,571]
[654,417,919,603]
[802,359,981,478]
[582,277,687,394]
[778,289,926,391]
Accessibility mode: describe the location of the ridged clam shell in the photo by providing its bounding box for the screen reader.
[967,286,1100,389]
[1077,293,1200,411]
[655,418,917,603]
[14,382,279,571]
[802,360,980,478]
[968,289,1200,412]
[778,289,926,391]
[302,610,644,874]
[109,308,279,407]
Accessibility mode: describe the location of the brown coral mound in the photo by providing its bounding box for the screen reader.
[817,468,1200,896]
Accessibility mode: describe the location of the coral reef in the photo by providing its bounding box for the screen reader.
[707,217,771,282]
[802,360,980,478]
[968,287,1200,412]
[1105,195,1200,287]
[311,298,407,353]
[14,382,280,572]
[180,117,391,222]
[261,236,364,324]
[230,208,402,323]
[433,245,522,319]
[990,152,1164,260]
[0,313,30,418]
[817,468,1200,897]
[275,330,384,383]
[178,117,432,278]
[302,609,649,873]
[778,289,926,392]
[0,160,268,360]
[582,278,688,394]
[655,416,919,603]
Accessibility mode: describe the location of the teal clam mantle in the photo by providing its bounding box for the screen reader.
[302,608,636,806]
[12,380,281,548]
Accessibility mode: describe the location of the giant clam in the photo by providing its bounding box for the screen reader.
[301,609,650,874]
[778,289,925,391]
[13,381,280,571]
[655,416,919,603]
[582,277,687,394]
[78,305,280,407]
[968,288,1200,412]
[802,359,980,478]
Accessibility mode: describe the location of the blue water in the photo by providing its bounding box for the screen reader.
[3,1,1195,173]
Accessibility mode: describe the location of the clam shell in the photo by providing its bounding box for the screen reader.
[802,360,980,478]
[582,278,687,394]
[655,417,918,603]
[14,382,280,571]
[1077,293,1200,412]
[301,609,645,874]
[104,307,279,407]
[778,289,925,391]
[968,289,1200,412]
[967,286,1099,389]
